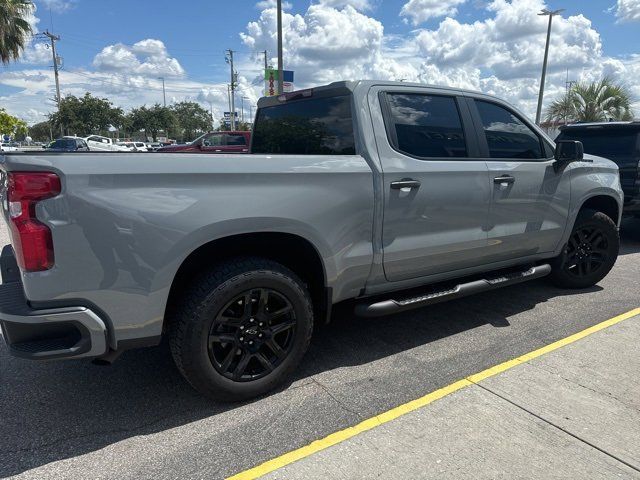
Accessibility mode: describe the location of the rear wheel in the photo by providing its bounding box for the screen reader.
[168,257,313,401]
[550,209,619,289]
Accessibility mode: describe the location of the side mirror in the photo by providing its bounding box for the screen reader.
[555,140,583,163]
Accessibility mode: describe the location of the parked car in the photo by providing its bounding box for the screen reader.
[556,121,640,219]
[157,131,251,153]
[44,137,90,152]
[84,135,129,152]
[116,142,148,152]
[0,81,623,401]
[146,142,162,152]
[0,143,18,152]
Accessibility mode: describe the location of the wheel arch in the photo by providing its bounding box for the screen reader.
[163,231,330,331]
[578,194,620,225]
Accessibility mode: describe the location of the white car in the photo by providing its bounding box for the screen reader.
[85,135,129,152]
[0,143,19,152]
[117,142,148,152]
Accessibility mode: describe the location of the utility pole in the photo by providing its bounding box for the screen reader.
[158,77,166,106]
[226,49,237,130]
[43,30,63,136]
[276,0,284,94]
[535,8,564,125]
[262,50,268,72]
[249,104,253,125]
[227,84,232,130]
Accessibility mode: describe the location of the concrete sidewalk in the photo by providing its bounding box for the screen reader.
[261,314,640,479]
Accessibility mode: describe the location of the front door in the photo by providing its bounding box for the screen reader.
[372,88,492,282]
[468,98,571,262]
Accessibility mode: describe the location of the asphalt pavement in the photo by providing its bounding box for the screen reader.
[1,220,639,479]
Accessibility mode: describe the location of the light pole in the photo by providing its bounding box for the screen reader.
[277,0,284,94]
[535,8,564,125]
[158,77,166,107]
[242,96,251,124]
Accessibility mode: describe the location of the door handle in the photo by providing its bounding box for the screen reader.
[390,179,421,190]
[493,175,515,185]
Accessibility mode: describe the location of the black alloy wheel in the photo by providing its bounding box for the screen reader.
[208,288,297,382]
[550,209,619,289]
[562,226,610,277]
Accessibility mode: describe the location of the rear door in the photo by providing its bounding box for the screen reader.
[468,97,571,262]
[370,87,492,282]
[224,133,250,153]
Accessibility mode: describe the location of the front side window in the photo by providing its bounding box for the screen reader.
[202,133,223,146]
[252,95,355,155]
[475,100,544,159]
[384,93,467,158]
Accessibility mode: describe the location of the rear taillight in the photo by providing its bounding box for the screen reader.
[6,172,61,272]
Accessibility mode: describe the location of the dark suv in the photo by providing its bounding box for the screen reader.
[557,122,640,217]
[46,137,90,152]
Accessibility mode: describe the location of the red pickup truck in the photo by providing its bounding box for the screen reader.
[157,131,251,153]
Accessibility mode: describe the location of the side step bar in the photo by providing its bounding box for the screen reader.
[355,264,551,318]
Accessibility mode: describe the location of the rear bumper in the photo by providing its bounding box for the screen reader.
[0,248,108,360]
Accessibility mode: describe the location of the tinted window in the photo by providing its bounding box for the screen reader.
[50,139,74,148]
[476,101,543,159]
[226,134,247,146]
[385,93,467,158]
[557,129,638,157]
[252,95,355,155]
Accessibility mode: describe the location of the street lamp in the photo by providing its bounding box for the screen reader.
[535,8,564,125]
[158,77,166,107]
[277,0,284,94]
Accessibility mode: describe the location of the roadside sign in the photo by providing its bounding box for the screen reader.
[265,69,295,96]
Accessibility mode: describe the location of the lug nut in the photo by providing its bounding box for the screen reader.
[250,318,255,323]
[249,341,253,345]
[259,322,264,327]
[239,337,244,341]
[258,333,263,338]
[240,326,245,330]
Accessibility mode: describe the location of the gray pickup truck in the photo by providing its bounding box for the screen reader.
[0,81,623,401]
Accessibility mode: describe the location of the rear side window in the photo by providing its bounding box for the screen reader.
[557,129,639,157]
[384,93,467,158]
[226,134,247,146]
[252,95,355,155]
[475,100,544,159]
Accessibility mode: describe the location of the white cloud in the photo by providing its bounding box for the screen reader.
[37,0,75,13]
[615,0,640,22]
[400,0,467,25]
[22,42,52,65]
[316,0,373,10]
[239,0,639,119]
[93,39,185,78]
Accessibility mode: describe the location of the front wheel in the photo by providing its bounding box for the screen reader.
[168,257,313,401]
[549,209,619,289]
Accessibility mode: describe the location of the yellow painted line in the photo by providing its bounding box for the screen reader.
[227,307,640,480]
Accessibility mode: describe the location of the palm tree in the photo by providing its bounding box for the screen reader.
[0,0,34,65]
[545,77,634,125]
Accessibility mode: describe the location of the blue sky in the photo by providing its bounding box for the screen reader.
[1,0,639,124]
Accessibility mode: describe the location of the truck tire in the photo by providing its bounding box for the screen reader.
[168,257,313,401]
[549,209,619,289]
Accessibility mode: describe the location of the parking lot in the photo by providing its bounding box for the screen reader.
[1,220,639,479]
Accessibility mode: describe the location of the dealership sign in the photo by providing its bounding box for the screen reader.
[265,69,294,97]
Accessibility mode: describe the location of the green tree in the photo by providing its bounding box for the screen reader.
[49,93,123,136]
[170,102,213,142]
[0,0,33,64]
[129,104,176,141]
[0,108,27,139]
[28,120,53,142]
[545,77,634,124]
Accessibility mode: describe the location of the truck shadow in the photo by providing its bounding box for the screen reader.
[0,250,633,476]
